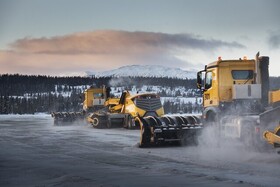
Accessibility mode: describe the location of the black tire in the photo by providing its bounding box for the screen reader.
[139,124,151,148]
[206,111,217,124]
[92,117,100,128]
[91,115,107,128]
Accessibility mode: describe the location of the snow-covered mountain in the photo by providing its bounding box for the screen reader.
[86,65,196,79]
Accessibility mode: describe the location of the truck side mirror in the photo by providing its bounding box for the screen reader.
[197,72,202,89]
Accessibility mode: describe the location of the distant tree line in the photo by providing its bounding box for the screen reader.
[0,74,198,114]
[163,100,203,114]
[0,74,196,95]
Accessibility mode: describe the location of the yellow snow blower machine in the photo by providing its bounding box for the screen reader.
[52,85,166,129]
[85,88,203,147]
[51,85,203,147]
[87,90,165,129]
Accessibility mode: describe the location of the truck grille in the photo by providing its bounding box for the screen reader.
[134,98,162,111]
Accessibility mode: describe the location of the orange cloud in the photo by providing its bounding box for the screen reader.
[0,30,245,75]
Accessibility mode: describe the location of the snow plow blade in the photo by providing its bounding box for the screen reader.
[51,112,86,125]
[263,125,280,147]
[136,115,203,147]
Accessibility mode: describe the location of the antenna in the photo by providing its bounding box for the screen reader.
[255,52,261,84]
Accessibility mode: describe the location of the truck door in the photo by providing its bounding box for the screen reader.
[203,70,218,107]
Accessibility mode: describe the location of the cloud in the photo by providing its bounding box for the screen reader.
[1,30,245,75]
[10,30,245,55]
[268,31,280,49]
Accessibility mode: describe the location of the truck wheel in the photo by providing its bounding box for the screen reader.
[92,117,100,128]
[91,115,107,128]
[139,125,151,148]
[206,111,217,125]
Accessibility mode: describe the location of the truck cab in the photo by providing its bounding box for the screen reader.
[197,55,269,122]
[83,85,108,112]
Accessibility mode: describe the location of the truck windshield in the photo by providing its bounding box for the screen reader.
[231,70,253,80]
[93,93,103,98]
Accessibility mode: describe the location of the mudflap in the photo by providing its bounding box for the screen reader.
[136,115,203,148]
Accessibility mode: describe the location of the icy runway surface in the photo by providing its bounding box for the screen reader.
[0,115,279,187]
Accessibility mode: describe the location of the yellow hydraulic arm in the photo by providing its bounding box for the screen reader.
[263,125,280,146]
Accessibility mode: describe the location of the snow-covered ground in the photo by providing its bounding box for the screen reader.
[0,115,279,187]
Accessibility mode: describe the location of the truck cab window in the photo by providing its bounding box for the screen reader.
[205,72,212,89]
[231,70,253,80]
[94,93,103,98]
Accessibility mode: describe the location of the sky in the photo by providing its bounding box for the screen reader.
[0,0,279,76]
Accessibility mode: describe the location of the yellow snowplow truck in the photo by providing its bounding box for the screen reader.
[51,85,109,125]
[197,52,280,149]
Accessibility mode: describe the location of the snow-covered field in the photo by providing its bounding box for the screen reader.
[0,115,279,187]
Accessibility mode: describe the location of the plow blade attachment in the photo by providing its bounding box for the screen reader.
[263,126,280,147]
[137,115,203,147]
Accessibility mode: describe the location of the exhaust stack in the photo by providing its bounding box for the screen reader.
[259,55,270,108]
